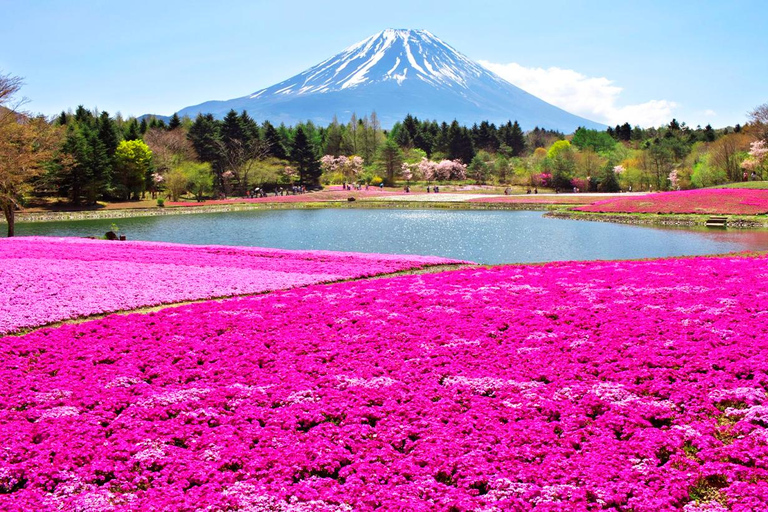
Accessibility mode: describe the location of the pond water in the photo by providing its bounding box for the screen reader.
[9,209,768,264]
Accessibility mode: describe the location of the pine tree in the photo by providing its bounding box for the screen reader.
[221,109,245,155]
[97,111,119,159]
[376,138,404,184]
[168,113,181,130]
[598,163,620,192]
[290,126,320,186]
[499,121,526,156]
[263,121,287,159]
[124,119,141,141]
[323,116,343,156]
[57,124,111,204]
[239,111,260,148]
[448,121,475,164]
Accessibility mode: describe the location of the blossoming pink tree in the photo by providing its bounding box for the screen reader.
[320,155,364,182]
[417,158,467,183]
[741,140,767,179]
[400,163,414,184]
[668,169,680,189]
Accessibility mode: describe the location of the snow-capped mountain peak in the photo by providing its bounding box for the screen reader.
[175,29,604,132]
[249,29,502,98]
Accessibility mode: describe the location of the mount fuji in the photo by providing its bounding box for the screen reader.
[174,29,604,132]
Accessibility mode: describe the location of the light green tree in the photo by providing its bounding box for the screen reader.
[468,150,494,184]
[183,161,213,202]
[114,139,152,200]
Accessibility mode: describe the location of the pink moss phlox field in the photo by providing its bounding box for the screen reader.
[167,188,401,207]
[575,189,768,215]
[469,195,604,205]
[3,255,768,510]
[0,237,462,334]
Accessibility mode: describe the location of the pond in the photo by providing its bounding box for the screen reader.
[9,209,768,264]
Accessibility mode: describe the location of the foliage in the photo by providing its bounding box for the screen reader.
[375,139,403,184]
[0,73,61,236]
[290,126,321,186]
[113,139,152,200]
[572,127,617,153]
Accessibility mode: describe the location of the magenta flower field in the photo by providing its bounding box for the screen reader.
[167,187,402,207]
[468,195,606,205]
[2,254,768,510]
[0,237,461,334]
[575,189,768,215]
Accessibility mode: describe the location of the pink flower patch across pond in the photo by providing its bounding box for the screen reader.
[469,195,605,205]
[167,188,401,207]
[0,237,463,334]
[575,188,768,215]
[2,254,768,509]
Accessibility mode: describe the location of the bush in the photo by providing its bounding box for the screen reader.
[157,198,165,207]
[370,176,384,186]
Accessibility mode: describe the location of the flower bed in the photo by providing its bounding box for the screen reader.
[366,193,490,202]
[575,189,768,215]
[0,237,462,334]
[167,188,401,207]
[2,254,768,509]
[469,194,610,205]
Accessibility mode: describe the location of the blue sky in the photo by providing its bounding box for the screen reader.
[2,0,765,127]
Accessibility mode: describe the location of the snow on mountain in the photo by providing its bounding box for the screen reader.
[175,29,604,132]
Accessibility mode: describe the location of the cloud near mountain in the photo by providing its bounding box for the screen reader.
[479,60,677,127]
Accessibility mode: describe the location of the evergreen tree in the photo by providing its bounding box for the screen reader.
[393,122,413,148]
[139,118,148,134]
[57,124,111,204]
[263,121,287,159]
[188,113,223,191]
[323,116,343,156]
[472,121,500,152]
[74,105,93,125]
[168,113,181,130]
[97,111,120,159]
[598,163,620,192]
[124,119,141,141]
[447,121,475,163]
[239,111,260,148]
[188,114,222,163]
[376,138,404,184]
[290,126,320,186]
[221,110,245,153]
[499,121,526,156]
[703,124,716,142]
[619,122,632,141]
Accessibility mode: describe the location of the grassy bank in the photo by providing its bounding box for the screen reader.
[547,209,768,228]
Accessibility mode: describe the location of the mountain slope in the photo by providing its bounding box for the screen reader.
[175,29,604,132]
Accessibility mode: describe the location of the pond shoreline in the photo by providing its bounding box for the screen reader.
[546,210,768,229]
[9,201,558,224]
[8,201,768,230]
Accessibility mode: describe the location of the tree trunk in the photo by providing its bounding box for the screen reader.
[2,203,14,237]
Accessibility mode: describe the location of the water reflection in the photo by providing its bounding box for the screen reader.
[9,209,768,264]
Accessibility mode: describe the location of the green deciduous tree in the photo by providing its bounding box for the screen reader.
[114,139,152,200]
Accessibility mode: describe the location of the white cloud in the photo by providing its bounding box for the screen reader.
[479,60,677,128]
[703,109,717,117]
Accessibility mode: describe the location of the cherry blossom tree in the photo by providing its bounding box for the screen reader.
[320,155,364,182]
[741,140,767,179]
